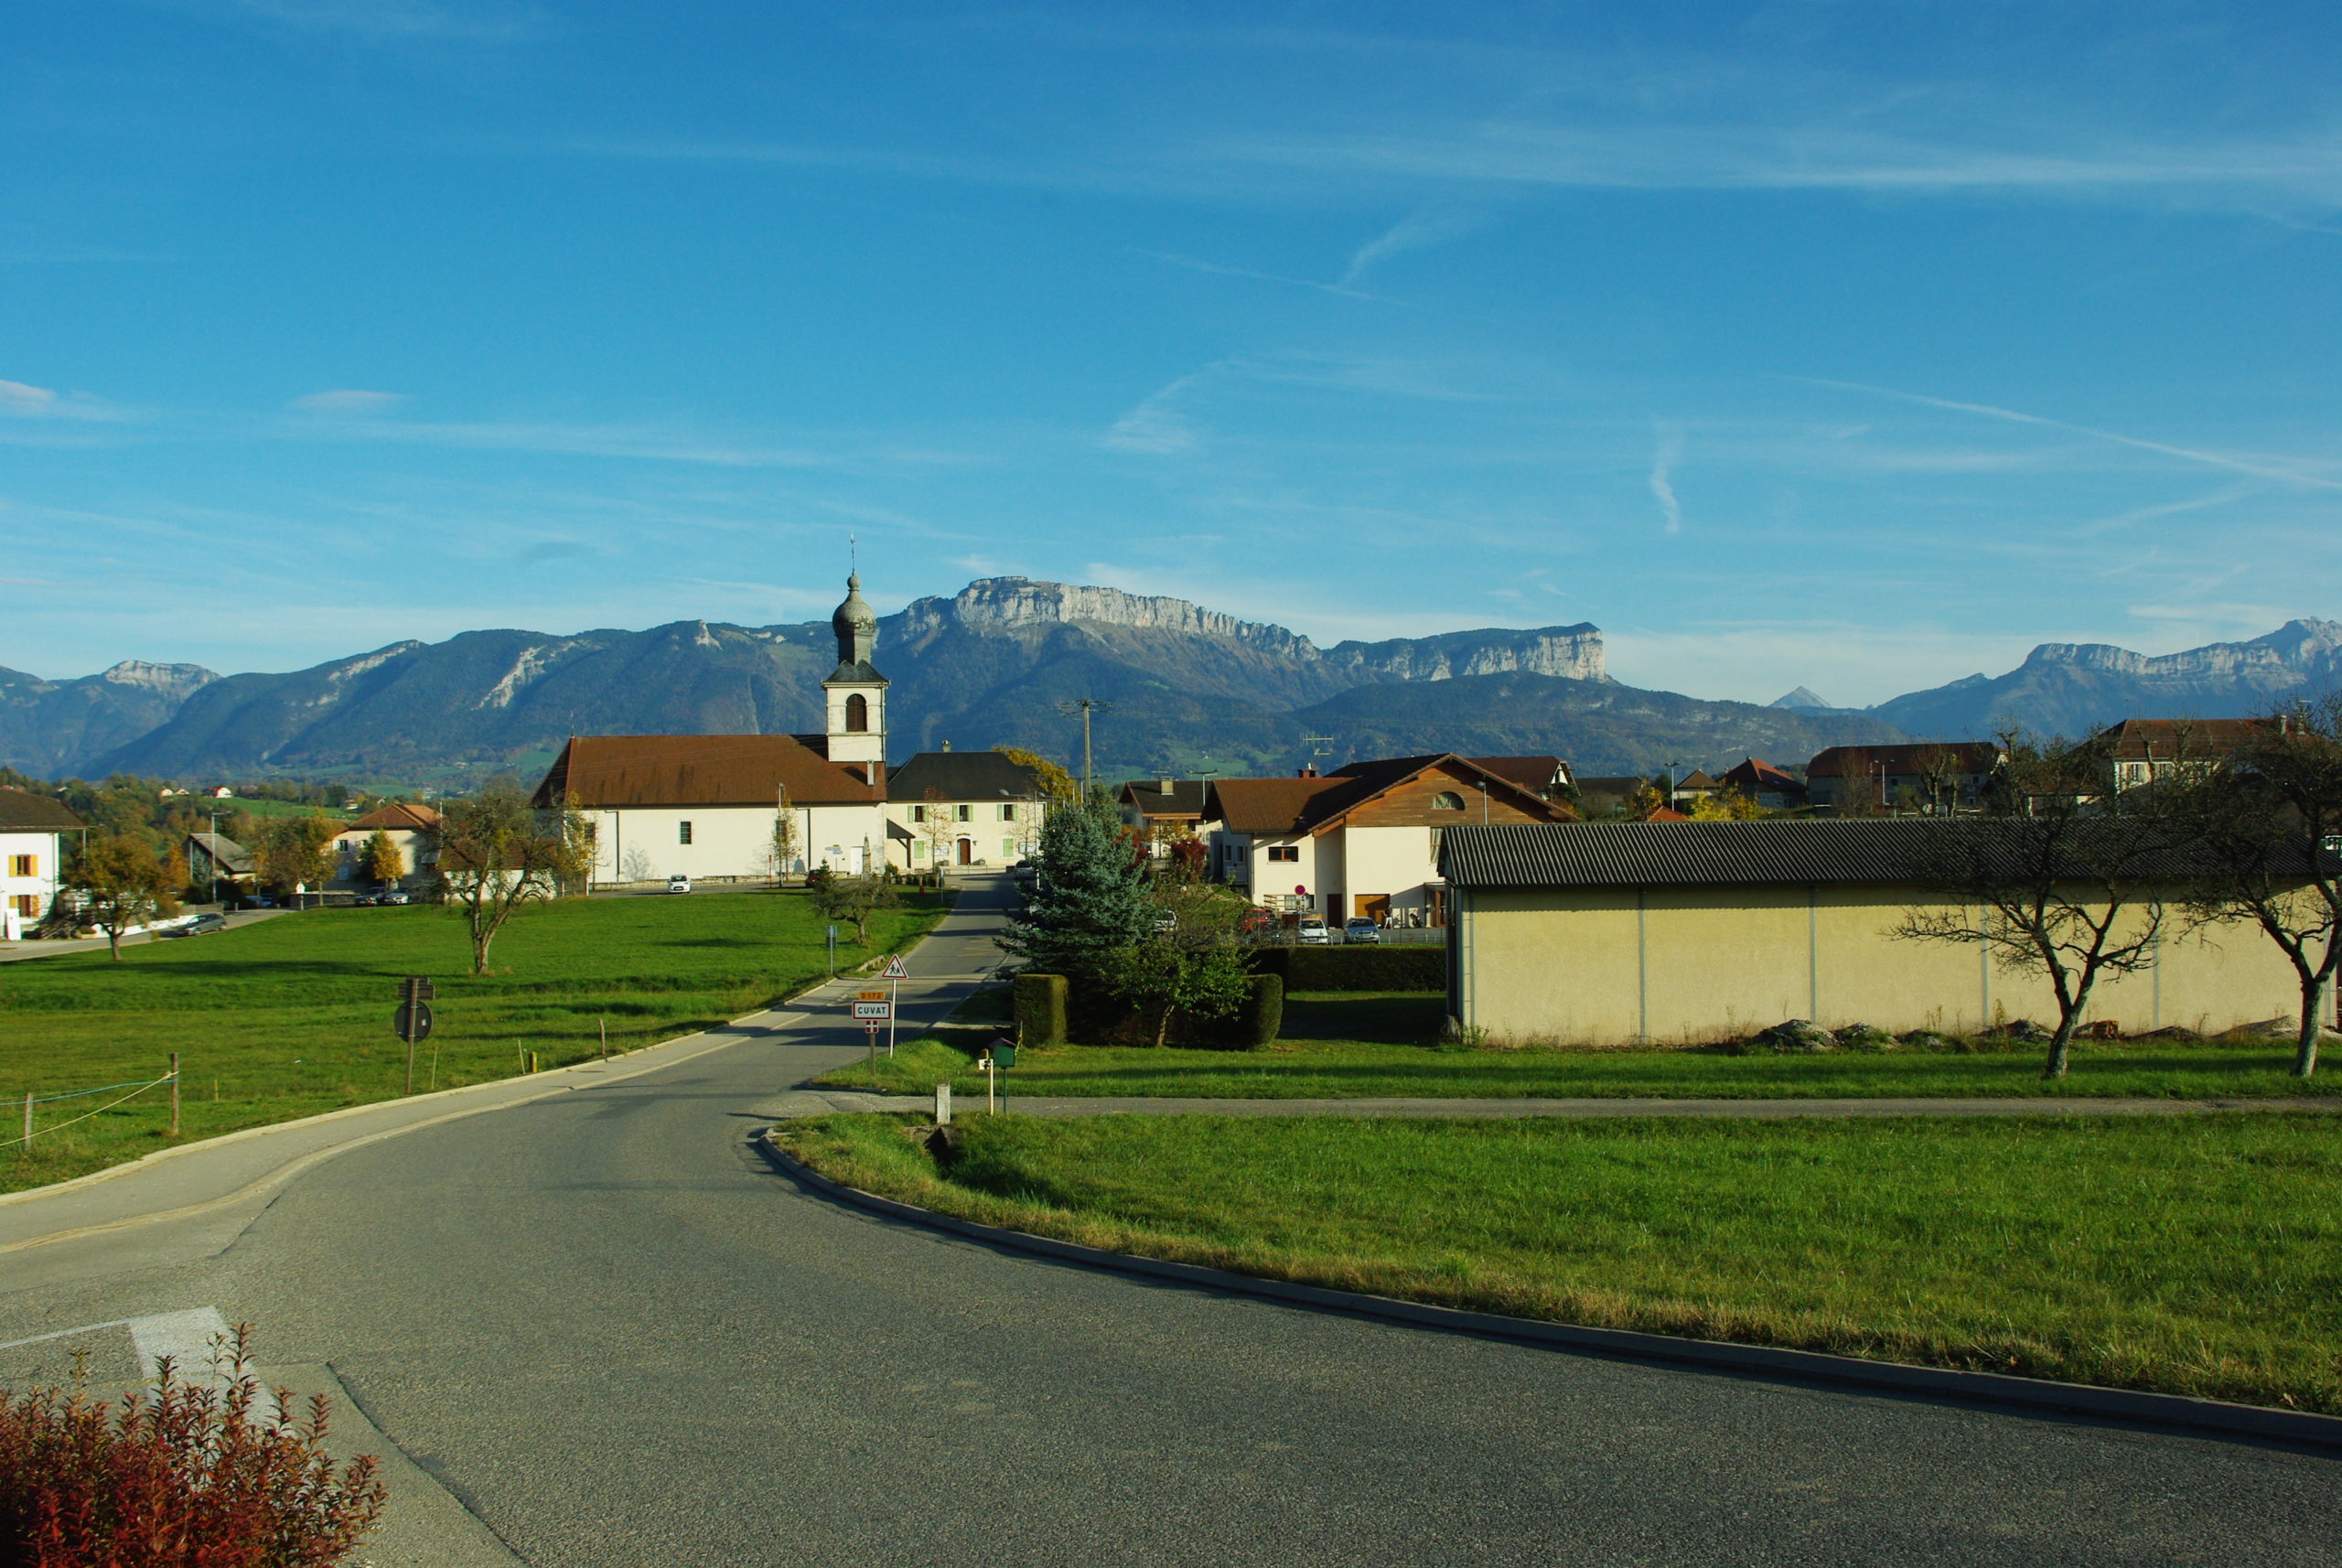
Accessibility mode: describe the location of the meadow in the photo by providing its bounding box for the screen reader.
[0,888,945,1195]
[779,1109,2342,1412]
[814,990,2337,1101]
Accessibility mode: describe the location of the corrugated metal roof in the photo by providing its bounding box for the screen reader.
[1438,818,2280,889]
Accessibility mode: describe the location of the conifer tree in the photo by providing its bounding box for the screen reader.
[1000,791,1152,978]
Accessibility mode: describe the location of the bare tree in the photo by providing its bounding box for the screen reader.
[1896,733,2187,1078]
[918,787,955,886]
[2176,696,2342,1077]
[770,784,800,886]
[1913,746,1963,816]
[433,779,585,974]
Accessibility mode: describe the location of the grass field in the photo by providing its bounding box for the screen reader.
[778,1110,2342,1412]
[813,990,2337,1101]
[0,889,946,1195]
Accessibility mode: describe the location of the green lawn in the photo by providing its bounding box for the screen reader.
[0,889,946,1194]
[778,1111,2342,1412]
[814,990,2335,1101]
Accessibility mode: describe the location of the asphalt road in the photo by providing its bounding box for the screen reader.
[3,873,2337,1566]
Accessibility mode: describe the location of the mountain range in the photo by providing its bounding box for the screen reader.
[1,579,2335,788]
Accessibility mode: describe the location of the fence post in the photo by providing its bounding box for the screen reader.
[169,1053,179,1138]
[19,1090,29,1157]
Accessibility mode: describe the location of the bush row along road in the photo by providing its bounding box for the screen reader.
[0,872,2335,1565]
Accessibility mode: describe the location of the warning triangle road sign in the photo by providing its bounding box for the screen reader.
[881,956,909,979]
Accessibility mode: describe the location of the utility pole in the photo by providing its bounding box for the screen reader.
[1055,699,1112,792]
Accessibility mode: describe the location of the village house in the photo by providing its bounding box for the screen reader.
[1438,819,2306,1044]
[1717,757,1807,810]
[1117,776,1211,858]
[1804,742,2004,815]
[529,573,894,884]
[886,746,1049,870]
[186,832,254,898]
[327,802,445,891]
[1,788,83,940]
[2097,717,2281,791]
[1205,755,1576,926]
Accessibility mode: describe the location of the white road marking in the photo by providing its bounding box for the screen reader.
[128,1307,233,1384]
[0,1316,137,1353]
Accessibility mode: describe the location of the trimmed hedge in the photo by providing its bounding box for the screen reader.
[1242,973,1284,1047]
[1248,945,1445,992]
[1013,972,1068,1047]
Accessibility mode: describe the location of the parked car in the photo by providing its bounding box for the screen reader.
[377,890,412,907]
[1238,907,1276,936]
[667,875,693,895]
[160,913,229,938]
[1295,914,1330,944]
[1152,911,1178,936]
[350,894,376,907]
[1343,917,1381,944]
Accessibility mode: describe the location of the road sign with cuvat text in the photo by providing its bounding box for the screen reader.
[851,1001,891,1021]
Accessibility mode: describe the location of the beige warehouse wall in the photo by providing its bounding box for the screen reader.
[1462,883,2306,1045]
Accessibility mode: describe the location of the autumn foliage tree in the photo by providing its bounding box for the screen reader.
[64,832,179,961]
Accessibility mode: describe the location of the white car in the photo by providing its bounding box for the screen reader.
[1295,915,1330,944]
[666,875,692,895]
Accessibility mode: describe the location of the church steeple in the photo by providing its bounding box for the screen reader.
[822,567,887,768]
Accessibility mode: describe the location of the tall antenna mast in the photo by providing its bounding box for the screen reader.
[1300,734,1336,771]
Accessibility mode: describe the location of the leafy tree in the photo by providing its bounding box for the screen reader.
[1621,783,1668,821]
[810,872,896,945]
[433,779,583,974]
[1107,884,1252,1046]
[252,814,337,897]
[66,832,180,960]
[2175,696,2342,1077]
[1687,787,1760,821]
[994,746,1079,807]
[1896,733,2187,1078]
[771,785,800,885]
[1001,793,1152,980]
[361,830,403,886]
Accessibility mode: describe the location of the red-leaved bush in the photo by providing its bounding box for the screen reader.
[0,1325,385,1568]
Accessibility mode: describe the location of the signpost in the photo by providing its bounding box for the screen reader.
[825,925,838,979]
[393,976,435,1095]
[881,955,908,1057]
[852,993,891,1074]
[978,1036,1015,1113]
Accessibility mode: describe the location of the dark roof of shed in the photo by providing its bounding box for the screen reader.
[1466,756,1564,794]
[1806,742,2003,779]
[888,751,1045,801]
[1119,779,1210,817]
[532,735,883,809]
[187,832,253,874]
[1438,818,2297,890]
[1208,754,1570,835]
[0,788,85,832]
[1573,776,1651,797]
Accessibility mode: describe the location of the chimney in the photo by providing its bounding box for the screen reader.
[1159,776,1174,795]
[1297,767,1316,779]
[865,760,879,787]
[941,739,952,752]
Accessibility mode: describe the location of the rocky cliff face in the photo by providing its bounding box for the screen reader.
[0,660,220,777]
[1871,618,2342,739]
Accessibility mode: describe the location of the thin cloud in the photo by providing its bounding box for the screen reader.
[216,0,540,41]
[1801,378,2342,491]
[1133,250,1379,302]
[1648,424,1684,534]
[1338,207,1484,285]
[1101,373,1207,455]
[289,389,408,414]
[0,380,57,413]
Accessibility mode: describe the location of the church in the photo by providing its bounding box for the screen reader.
[531,571,1047,885]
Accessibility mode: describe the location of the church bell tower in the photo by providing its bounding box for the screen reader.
[822,571,887,768]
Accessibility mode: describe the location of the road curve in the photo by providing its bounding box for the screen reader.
[2,872,2336,1566]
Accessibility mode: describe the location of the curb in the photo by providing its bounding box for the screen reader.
[757,1131,2342,1455]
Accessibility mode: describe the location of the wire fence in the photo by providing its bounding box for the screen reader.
[7,1064,179,1154]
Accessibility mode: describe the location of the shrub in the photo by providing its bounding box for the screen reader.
[1249,946,1445,991]
[0,1326,385,1567]
[1241,974,1284,1048]
[1014,973,1068,1047]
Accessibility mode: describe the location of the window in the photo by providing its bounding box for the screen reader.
[910,804,926,822]
[1431,791,1466,811]
[1000,803,1017,821]
[7,854,34,878]
[844,693,869,733]
[956,803,972,822]
[1266,844,1299,863]
[10,895,37,917]
[678,822,693,845]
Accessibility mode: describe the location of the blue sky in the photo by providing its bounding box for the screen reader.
[4,1,2338,705]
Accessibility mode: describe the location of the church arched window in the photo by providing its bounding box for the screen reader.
[1430,791,1465,811]
[845,693,869,733]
